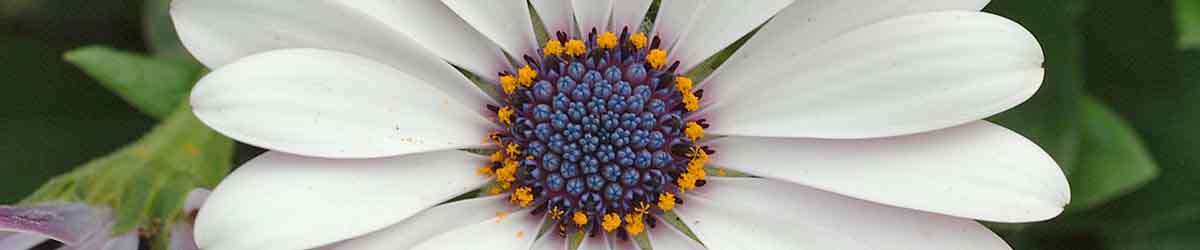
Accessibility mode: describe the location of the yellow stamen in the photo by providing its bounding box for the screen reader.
[495,211,509,222]
[677,173,698,192]
[495,159,518,187]
[684,121,705,140]
[477,165,494,176]
[597,32,618,49]
[497,106,514,125]
[549,206,565,220]
[487,132,503,146]
[675,76,693,94]
[517,65,537,87]
[658,192,676,211]
[688,146,709,162]
[500,75,517,95]
[543,39,565,56]
[506,143,521,158]
[635,202,651,215]
[646,49,667,69]
[630,32,648,49]
[623,213,645,236]
[510,187,534,207]
[572,211,589,226]
[490,151,504,163]
[601,213,622,232]
[488,186,504,194]
[565,39,586,56]
[682,93,700,112]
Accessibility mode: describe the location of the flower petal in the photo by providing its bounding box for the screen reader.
[0,203,101,245]
[183,189,210,214]
[579,232,611,250]
[408,208,541,250]
[194,150,489,250]
[676,178,1012,250]
[441,0,540,58]
[530,227,568,250]
[531,0,577,35]
[699,0,989,91]
[667,0,794,71]
[572,0,613,33]
[703,11,1042,139]
[610,0,654,33]
[709,121,1069,222]
[322,196,515,250]
[169,223,199,250]
[650,0,704,54]
[191,49,493,158]
[170,0,491,109]
[345,0,513,84]
[0,233,47,250]
[644,219,705,250]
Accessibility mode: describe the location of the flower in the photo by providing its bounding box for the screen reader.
[0,203,136,250]
[175,0,1069,249]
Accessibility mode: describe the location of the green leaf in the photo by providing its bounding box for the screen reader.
[986,0,1088,171]
[1065,96,1159,212]
[1109,222,1200,250]
[1174,0,1200,50]
[22,102,233,246]
[143,0,199,62]
[63,45,204,119]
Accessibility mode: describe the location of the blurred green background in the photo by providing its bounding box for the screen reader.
[1,0,1198,249]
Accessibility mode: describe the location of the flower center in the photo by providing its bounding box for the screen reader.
[480,27,712,240]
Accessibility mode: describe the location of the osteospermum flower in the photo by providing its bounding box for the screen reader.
[176,0,1069,249]
[0,203,135,250]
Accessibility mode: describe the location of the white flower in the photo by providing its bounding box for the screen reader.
[175,0,1069,250]
[0,203,136,250]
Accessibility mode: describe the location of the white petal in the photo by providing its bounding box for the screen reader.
[169,223,199,250]
[676,178,1012,250]
[530,229,568,250]
[531,0,577,35]
[191,49,493,158]
[578,232,610,250]
[699,0,989,90]
[183,188,211,213]
[667,0,794,71]
[99,233,138,250]
[709,121,1069,222]
[323,196,514,250]
[0,233,46,250]
[572,0,613,33]
[194,150,489,250]
[170,0,492,110]
[704,11,1044,139]
[650,0,705,53]
[345,0,513,84]
[409,208,542,250]
[441,0,540,58]
[610,0,654,32]
[643,219,705,250]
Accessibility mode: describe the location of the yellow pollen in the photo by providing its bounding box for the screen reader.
[688,146,709,162]
[565,39,586,56]
[510,187,534,207]
[489,151,504,163]
[675,76,693,94]
[488,186,504,194]
[495,159,518,187]
[517,65,537,87]
[677,174,697,192]
[500,75,517,95]
[549,206,565,220]
[516,230,524,238]
[684,121,705,140]
[506,143,521,158]
[718,168,727,177]
[658,193,676,211]
[623,213,645,236]
[682,93,700,112]
[495,211,509,222]
[630,32,648,49]
[497,106,514,125]
[572,211,589,226]
[477,165,494,176]
[646,49,668,69]
[487,132,503,145]
[601,213,622,232]
[635,202,651,215]
[597,32,618,49]
[543,39,565,56]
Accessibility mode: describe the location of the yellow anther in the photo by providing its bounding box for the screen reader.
[565,39,586,56]
[658,192,676,211]
[516,230,524,238]
[675,76,693,94]
[490,151,504,163]
[495,211,510,222]
[623,213,645,236]
[500,75,518,95]
[488,132,503,145]
[684,121,705,140]
[688,146,709,162]
[597,32,618,49]
[497,106,514,125]
[572,211,589,226]
[646,49,667,69]
[543,39,565,56]
[718,168,727,177]
[510,187,534,207]
[477,165,494,176]
[495,159,518,187]
[601,213,622,232]
[677,173,698,192]
[630,32,648,49]
[506,143,521,158]
[635,202,651,215]
[682,93,700,112]
[549,206,565,220]
[517,65,537,87]
[488,186,504,194]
